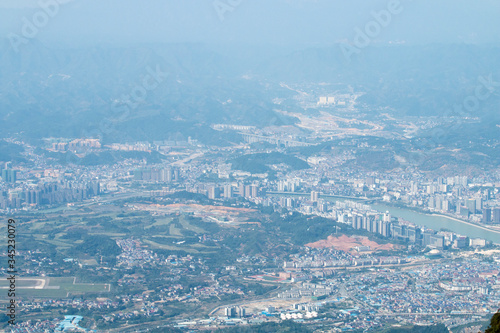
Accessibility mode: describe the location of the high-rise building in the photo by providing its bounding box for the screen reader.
[351,215,358,229]
[461,176,468,187]
[369,218,377,233]
[483,208,492,223]
[458,206,470,217]
[1,169,17,183]
[475,197,483,211]
[225,306,245,318]
[244,185,251,198]
[466,199,477,214]
[422,231,433,247]
[383,211,391,222]
[225,307,236,318]
[318,97,328,105]
[353,215,363,230]
[442,200,449,212]
[493,208,500,224]
[453,236,467,249]
[278,181,285,192]
[134,168,177,182]
[223,185,232,199]
[311,191,319,202]
[362,216,368,230]
[377,220,383,235]
[428,196,435,209]
[429,234,444,249]
[410,181,418,194]
[407,225,420,243]
[208,186,220,200]
[392,224,408,240]
[161,168,171,182]
[250,185,258,198]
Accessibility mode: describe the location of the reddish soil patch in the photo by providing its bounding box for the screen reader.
[306,234,393,253]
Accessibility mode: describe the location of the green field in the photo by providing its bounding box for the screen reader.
[145,217,173,229]
[0,277,110,298]
[169,223,183,236]
[16,207,221,268]
[179,215,206,234]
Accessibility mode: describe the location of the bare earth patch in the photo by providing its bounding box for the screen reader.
[306,234,393,254]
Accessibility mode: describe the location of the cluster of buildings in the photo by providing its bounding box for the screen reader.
[348,210,449,248]
[116,238,158,267]
[282,248,406,273]
[0,181,100,210]
[6,135,499,239]
[0,164,17,183]
[2,133,500,332]
[316,95,348,107]
[224,306,246,318]
[277,283,335,299]
[346,260,500,315]
[263,157,500,229]
[49,138,101,151]
[402,176,500,224]
[203,183,260,200]
[263,191,489,250]
[109,139,199,152]
[267,248,499,331]
[133,167,179,182]
[48,138,201,153]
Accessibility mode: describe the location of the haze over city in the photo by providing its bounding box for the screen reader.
[0,1,499,332]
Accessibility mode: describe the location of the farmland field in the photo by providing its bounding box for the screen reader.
[0,277,110,298]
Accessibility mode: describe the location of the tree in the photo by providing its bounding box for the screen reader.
[486,311,500,333]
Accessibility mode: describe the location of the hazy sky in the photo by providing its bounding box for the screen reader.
[0,0,499,47]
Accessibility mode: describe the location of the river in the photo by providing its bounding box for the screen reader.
[267,192,500,244]
[371,203,500,244]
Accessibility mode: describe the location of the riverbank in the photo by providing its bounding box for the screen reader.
[429,213,500,235]
[267,192,500,243]
[372,201,500,236]
[372,203,500,244]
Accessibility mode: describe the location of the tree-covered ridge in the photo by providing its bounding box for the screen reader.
[72,235,122,257]
[34,148,165,166]
[0,141,26,163]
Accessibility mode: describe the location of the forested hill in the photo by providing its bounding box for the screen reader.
[1,41,499,142]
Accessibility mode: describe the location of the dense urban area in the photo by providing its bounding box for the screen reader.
[1,89,500,332]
